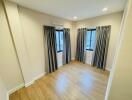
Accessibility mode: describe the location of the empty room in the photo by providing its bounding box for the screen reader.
[0,0,132,100]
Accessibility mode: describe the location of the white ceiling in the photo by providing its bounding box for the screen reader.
[8,0,127,21]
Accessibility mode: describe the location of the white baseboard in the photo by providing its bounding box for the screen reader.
[25,72,46,87]
[25,80,35,87]
[8,72,46,96]
[8,83,24,95]
[106,67,111,72]
[33,72,45,81]
[6,92,9,100]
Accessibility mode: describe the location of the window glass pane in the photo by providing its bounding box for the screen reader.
[91,30,96,41]
[55,30,64,52]
[86,31,91,49]
[91,41,95,50]
[60,31,63,51]
[86,29,96,50]
[56,31,60,51]
[91,30,96,49]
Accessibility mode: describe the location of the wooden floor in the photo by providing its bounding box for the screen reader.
[10,61,109,100]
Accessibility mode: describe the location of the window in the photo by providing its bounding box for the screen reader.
[56,30,64,52]
[86,29,96,51]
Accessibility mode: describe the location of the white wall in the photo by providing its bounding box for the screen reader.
[0,0,124,96]
[85,51,93,65]
[1,0,75,92]
[57,52,63,67]
[4,0,38,88]
[76,12,123,70]
[0,0,24,91]
[70,22,77,60]
[106,0,132,99]
[2,0,75,88]
[18,6,74,75]
[0,77,8,100]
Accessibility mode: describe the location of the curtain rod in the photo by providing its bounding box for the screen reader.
[78,25,111,29]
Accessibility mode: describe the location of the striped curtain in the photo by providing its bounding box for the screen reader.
[76,28,87,63]
[63,28,71,64]
[92,26,111,70]
[43,26,58,73]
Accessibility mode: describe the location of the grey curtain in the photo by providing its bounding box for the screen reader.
[75,28,87,63]
[43,26,58,73]
[92,26,111,70]
[63,28,71,64]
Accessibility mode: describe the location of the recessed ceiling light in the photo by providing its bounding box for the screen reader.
[102,7,108,12]
[73,16,78,19]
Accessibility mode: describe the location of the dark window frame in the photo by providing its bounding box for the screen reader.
[55,30,64,53]
[86,29,96,51]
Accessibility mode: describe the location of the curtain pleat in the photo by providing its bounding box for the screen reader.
[92,26,111,70]
[63,28,71,64]
[44,26,58,73]
[75,28,87,63]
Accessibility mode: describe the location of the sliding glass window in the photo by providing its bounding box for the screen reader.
[86,29,96,51]
[55,30,64,52]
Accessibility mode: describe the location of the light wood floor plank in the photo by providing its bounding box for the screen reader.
[10,61,109,100]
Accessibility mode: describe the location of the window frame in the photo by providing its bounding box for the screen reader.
[55,30,64,53]
[86,29,96,51]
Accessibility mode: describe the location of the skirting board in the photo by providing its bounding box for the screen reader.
[25,72,46,87]
[8,72,46,95]
[6,92,9,100]
[24,80,35,87]
[106,67,111,72]
[33,72,46,82]
[8,83,25,95]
